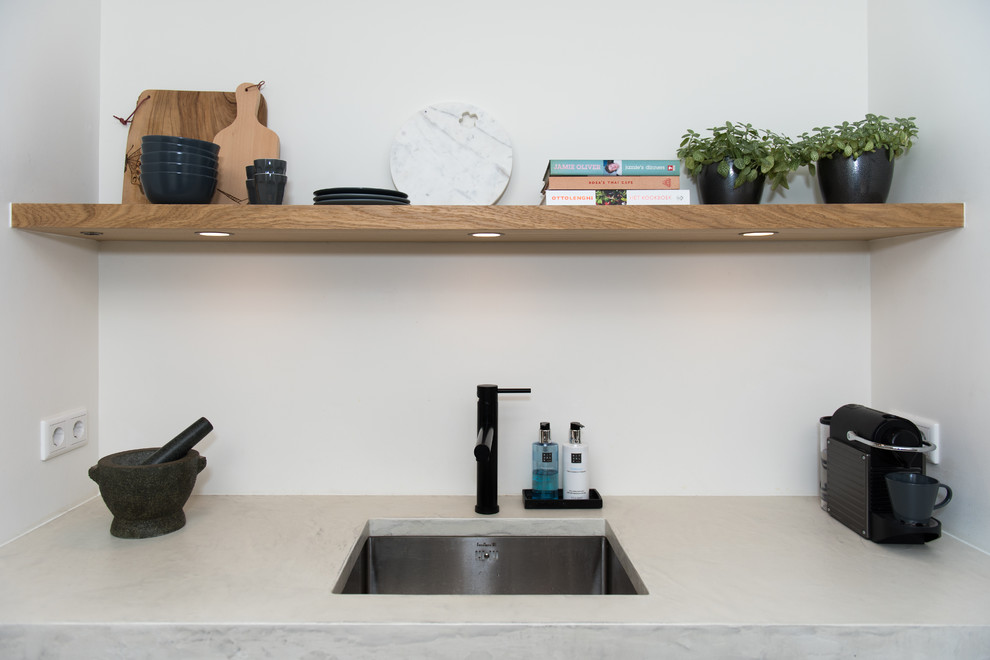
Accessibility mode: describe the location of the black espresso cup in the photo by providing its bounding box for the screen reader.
[885,472,952,525]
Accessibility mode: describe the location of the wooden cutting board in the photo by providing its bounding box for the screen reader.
[211,82,280,204]
[122,88,268,204]
[121,89,268,204]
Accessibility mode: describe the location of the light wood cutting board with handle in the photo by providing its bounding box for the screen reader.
[211,82,280,204]
[121,88,268,204]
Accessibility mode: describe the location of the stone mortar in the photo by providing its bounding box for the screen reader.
[89,448,207,539]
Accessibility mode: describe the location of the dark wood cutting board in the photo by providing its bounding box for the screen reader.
[121,88,268,204]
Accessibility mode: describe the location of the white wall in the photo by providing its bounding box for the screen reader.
[0,0,101,543]
[97,0,866,206]
[94,0,873,502]
[868,0,990,548]
[9,1,986,551]
[98,241,870,497]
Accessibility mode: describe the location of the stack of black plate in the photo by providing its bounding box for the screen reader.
[313,187,410,205]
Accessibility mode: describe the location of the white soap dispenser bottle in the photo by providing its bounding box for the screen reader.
[563,421,589,500]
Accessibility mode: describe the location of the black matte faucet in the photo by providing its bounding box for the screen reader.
[474,384,531,515]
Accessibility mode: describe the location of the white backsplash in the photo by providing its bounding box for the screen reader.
[97,242,870,497]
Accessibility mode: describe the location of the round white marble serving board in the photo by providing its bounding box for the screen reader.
[389,102,513,205]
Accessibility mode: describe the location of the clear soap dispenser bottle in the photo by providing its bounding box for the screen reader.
[563,421,589,500]
[532,422,558,500]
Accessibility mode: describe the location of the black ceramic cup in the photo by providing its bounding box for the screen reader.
[253,172,287,205]
[254,158,287,175]
[885,471,952,525]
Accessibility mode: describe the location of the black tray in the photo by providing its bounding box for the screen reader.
[522,489,603,509]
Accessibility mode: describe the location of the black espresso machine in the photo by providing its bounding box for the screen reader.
[825,404,939,544]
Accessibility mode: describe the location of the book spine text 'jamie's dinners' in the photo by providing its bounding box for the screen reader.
[545,159,681,177]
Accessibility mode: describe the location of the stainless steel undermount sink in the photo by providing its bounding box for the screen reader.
[332,518,647,595]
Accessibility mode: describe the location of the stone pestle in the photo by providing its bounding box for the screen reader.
[140,417,214,465]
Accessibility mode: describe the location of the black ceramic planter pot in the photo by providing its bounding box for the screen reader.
[696,159,765,204]
[816,148,894,203]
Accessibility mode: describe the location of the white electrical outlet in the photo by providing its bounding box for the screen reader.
[893,410,941,465]
[40,408,88,461]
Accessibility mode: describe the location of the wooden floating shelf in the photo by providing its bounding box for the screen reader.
[10,203,964,243]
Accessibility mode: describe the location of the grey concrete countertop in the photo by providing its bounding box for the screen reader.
[1,495,989,658]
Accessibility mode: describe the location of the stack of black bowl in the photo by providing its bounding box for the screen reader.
[140,135,220,204]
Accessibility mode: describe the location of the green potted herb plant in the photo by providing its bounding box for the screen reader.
[677,121,801,204]
[799,114,918,203]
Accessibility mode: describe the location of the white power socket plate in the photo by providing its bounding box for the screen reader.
[40,408,89,461]
[892,410,941,465]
